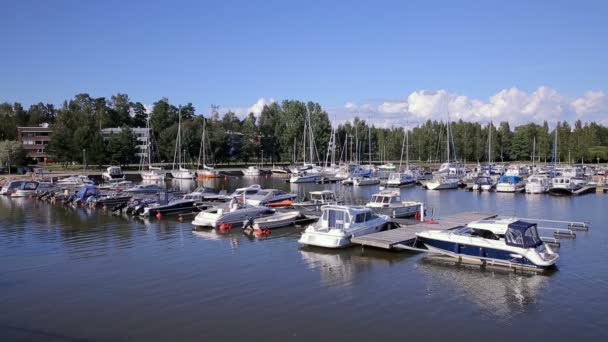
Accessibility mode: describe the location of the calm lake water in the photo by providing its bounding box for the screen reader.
[1,176,607,341]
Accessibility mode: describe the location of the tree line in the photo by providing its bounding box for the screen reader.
[1,93,608,167]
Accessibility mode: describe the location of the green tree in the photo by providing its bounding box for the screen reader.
[0,140,27,167]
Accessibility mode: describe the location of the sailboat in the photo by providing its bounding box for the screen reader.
[290,108,322,183]
[171,108,195,179]
[353,125,380,186]
[197,117,219,179]
[387,128,416,187]
[426,115,464,190]
[140,115,165,181]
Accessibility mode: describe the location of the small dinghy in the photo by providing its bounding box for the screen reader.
[250,211,301,231]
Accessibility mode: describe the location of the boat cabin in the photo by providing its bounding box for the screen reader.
[309,190,337,203]
[368,191,401,207]
[317,205,380,231]
[552,176,578,189]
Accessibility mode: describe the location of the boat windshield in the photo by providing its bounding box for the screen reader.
[505,221,542,248]
[354,211,379,223]
[322,209,350,230]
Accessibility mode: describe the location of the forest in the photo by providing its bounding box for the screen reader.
[1,93,608,167]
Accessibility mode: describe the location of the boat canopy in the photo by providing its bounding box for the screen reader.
[498,175,522,183]
[505,221,542,248]
[76,185,99,199]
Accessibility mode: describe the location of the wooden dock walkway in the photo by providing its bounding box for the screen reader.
[351,211,497,250]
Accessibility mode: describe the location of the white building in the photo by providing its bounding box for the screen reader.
[101,127,150,158]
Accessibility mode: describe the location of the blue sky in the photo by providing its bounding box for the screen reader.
[1,0,607,124]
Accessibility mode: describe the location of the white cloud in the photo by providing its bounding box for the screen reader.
[334,86,608,127]
[225,97,276,118]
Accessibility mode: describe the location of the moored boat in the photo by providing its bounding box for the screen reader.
[472,175,495,191]
[251,211,301,230]
[526,174,551,194]
[426,175,460,190]
[386,172,416,187]
[1,180,26,196]
[245,189,297,206]
[102,166,125,182]
[416,218,559,270]
[495,175,525,193]
[191,202,275,228]
[298,205,390,248]
[365,190,422,218]
[352,176,380,186]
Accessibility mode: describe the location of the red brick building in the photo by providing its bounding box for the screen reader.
[17,124,52,163]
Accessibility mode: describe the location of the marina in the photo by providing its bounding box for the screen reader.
[1,170,607,341]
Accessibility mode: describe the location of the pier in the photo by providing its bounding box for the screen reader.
[351,211,497,250]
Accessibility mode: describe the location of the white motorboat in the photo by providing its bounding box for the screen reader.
[526,174,551,194]
[231,184,262,199]
[547,176,582,196]
[191,202,275,228]
[426,176,460,190]
[183,187,227,202]
[1,180,25,195]
[352,176,380,186]
[242,166,261,176]
[56,175,95,186]
[495,175,525,193]
[365,190,423,218]
[102,166,125,182]
[472,176,495,191]
[251,211,301,230]
[416,218,559,270]
[298,205,390,248]
[385,172,416,187]
[11,181,56,197]
[245,189,297,206]
[293,190,340,209]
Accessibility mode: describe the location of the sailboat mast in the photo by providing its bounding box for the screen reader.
[308,109,314,164]
[446,120,450,164]
[553,124,558,165]
[368,126,371,166]
[406,128,410,170]
[488,121,492,163]
[399,128,405,170]
[532,136,536,168]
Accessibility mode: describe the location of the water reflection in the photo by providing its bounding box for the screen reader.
[300,248,411,288]
[170,178,196,192]
[416,256,551,319]
[192,228,241,250]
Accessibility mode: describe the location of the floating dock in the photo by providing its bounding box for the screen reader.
[351,211,497,250]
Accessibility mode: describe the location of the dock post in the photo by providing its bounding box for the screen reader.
[420,203,425,222]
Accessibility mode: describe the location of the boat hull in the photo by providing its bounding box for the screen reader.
[369,205,420,218]
[290,175,320,183]
[426,180,459,190]
[253,212,300,230]
[418,237,557,269]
